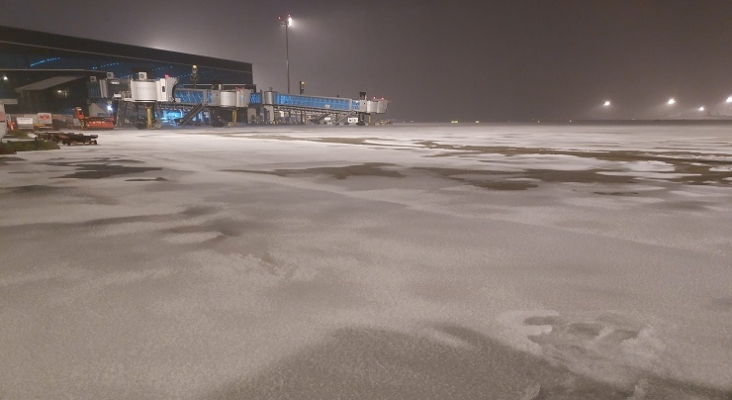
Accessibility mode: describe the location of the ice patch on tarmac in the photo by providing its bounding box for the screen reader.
[626,160,675,172]
[496,310,558,354]
[597,171,699,179]
[162,231,221,244]
[505,154,606,170]
[498,310,671,388]
[564,196,660,210]
[421,326,479,351]
[668,190,707,197]
[186,250,288,281]
[92,267,175,286]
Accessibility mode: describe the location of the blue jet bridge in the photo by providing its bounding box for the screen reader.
[91,75,389,127]
[250,91,389,125]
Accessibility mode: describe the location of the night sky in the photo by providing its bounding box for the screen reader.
[2,0,731,122]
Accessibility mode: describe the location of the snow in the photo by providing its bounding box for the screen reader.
[1,123,731,399]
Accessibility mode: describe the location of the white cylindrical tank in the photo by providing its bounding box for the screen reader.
[131,80,158,102]
[220,91,237,108]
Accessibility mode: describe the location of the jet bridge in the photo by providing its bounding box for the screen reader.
[165,87,388,125]
[88,75,388,127]
[250,91,389,125]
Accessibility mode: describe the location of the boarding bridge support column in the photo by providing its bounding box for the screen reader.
[263,105,275,124]
[357,91,367,126]
[247,108,257,124]
[146,104,154,129]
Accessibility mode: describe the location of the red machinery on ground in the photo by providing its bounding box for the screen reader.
[73,107,115,129]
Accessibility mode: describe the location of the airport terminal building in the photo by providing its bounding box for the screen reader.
[0,25,254,115]
[1,25,388,128]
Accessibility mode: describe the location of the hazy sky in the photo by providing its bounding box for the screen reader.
[2,0,731,121]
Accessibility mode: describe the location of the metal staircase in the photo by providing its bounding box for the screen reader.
[176,103,205,126]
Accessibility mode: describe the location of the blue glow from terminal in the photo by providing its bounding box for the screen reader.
[29,57,61,67]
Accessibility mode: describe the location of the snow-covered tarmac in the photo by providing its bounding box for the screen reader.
[1,123,731,399]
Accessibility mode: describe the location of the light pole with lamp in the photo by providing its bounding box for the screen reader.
[279,15,293,94]
[666,98,677,119]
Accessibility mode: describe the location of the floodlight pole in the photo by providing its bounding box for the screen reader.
[280,15,292,94]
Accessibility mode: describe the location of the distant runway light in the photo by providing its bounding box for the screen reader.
[603,100,611,107]
[698,106,705,112]
[667,98,676,105]
[727,96,732,103]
